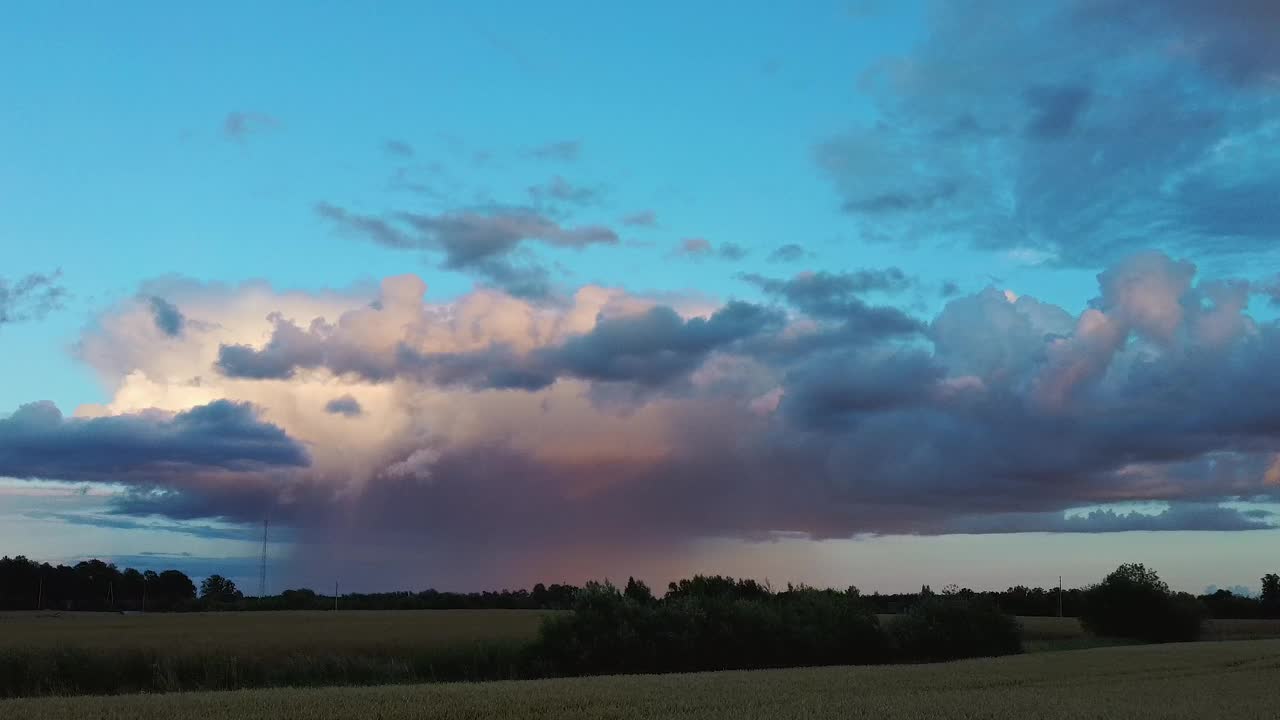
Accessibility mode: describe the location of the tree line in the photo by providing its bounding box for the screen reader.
[2,555,1277,620]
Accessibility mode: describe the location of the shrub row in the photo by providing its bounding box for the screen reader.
[0,585,1021,697]
[1079,563,1205,643]
[529,582,1021,676]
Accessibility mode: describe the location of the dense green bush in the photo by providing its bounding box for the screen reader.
[1080,563,1206,643]
[889,594,1023,661]
[533,579,1018,676]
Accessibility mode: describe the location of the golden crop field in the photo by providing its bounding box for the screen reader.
[0,609,550,653]
[5,638,1279,720]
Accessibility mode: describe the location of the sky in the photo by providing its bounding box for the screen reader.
[2,0,1279,595]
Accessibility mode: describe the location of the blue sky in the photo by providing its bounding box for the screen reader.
[2,1,1278,594]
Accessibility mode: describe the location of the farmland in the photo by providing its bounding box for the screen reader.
[4,639,1279,719]
[0,609,550,653]
[0,610,551,697]
[4,608,1280,700]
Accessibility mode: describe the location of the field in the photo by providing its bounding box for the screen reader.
[0,610,552,697]
[3,610,1279,700]
[0,610,550,653]
[4,639,1279,719]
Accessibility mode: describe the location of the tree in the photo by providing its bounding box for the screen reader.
[623,576,654,605]
[1080,563,1204,642]
[143,569,195,611]
[1262,573,1280,617]
[200,574,242,604]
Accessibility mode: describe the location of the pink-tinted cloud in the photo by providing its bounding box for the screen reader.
[18,251,1279,586]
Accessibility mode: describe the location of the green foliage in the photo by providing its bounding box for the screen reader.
[532,577,1014,676]
[889,595,1023,661]
[623,577,654,605]
[199,575,242,606]
[1080,563,1206,642]
[1261,573,1280,618]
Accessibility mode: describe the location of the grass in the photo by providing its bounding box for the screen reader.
[0,610,550,653]
[0,610,551,697]
[3,610,1278,699]
[3,639,1278,719]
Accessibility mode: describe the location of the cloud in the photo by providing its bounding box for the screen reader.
[1076,0,1280,87]
[317,202,618,298]
[147,296,185,337]
[528,176,601,207]
[26,511,259,541]
[64,251,1280,587]
[324,395,363,417]
[767,244,808,263]
[1259,275,1280,306]
[529,140,581,162]
[781,349,943,429]
[216,278,781,391]
[223,112,278,141]
[0,400,308,485]
[816,2,1280,264]
[947,503,1275,534]
[673,238,750,261]
[0,271,66,325]
[1024,84,1092,139]
[739,268,913,319]
[621,210,658,227]
[384,139,414,157]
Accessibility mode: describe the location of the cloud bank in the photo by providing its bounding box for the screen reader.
[817,0,1280,265]
[9,250,1278,586]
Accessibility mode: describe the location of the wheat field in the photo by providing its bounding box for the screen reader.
[4,639,1278,719]
[0,609,550,653]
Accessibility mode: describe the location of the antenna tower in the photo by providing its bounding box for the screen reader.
[258,516,270,598]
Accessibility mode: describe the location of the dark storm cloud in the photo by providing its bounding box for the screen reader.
[0,400,308,484]
[224,300,783,391]
[781,349,943,429]
[543,301,780,386]
[767,244,808,263]
[97,252,1280,583]
[0,271,66,325]
[529,139,581,162]
[215,311,405,382]
[316,201,618,298]
[324,395,363,417]
[739,268,913,319]
[817,1,1280,264]
[147,296,185,337]
[1075,0,1280,87]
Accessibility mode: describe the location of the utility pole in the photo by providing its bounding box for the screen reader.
[142,575,147,613]
[36,575,43,611]
[334,581,339,612]
[1058,576,1063,617]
